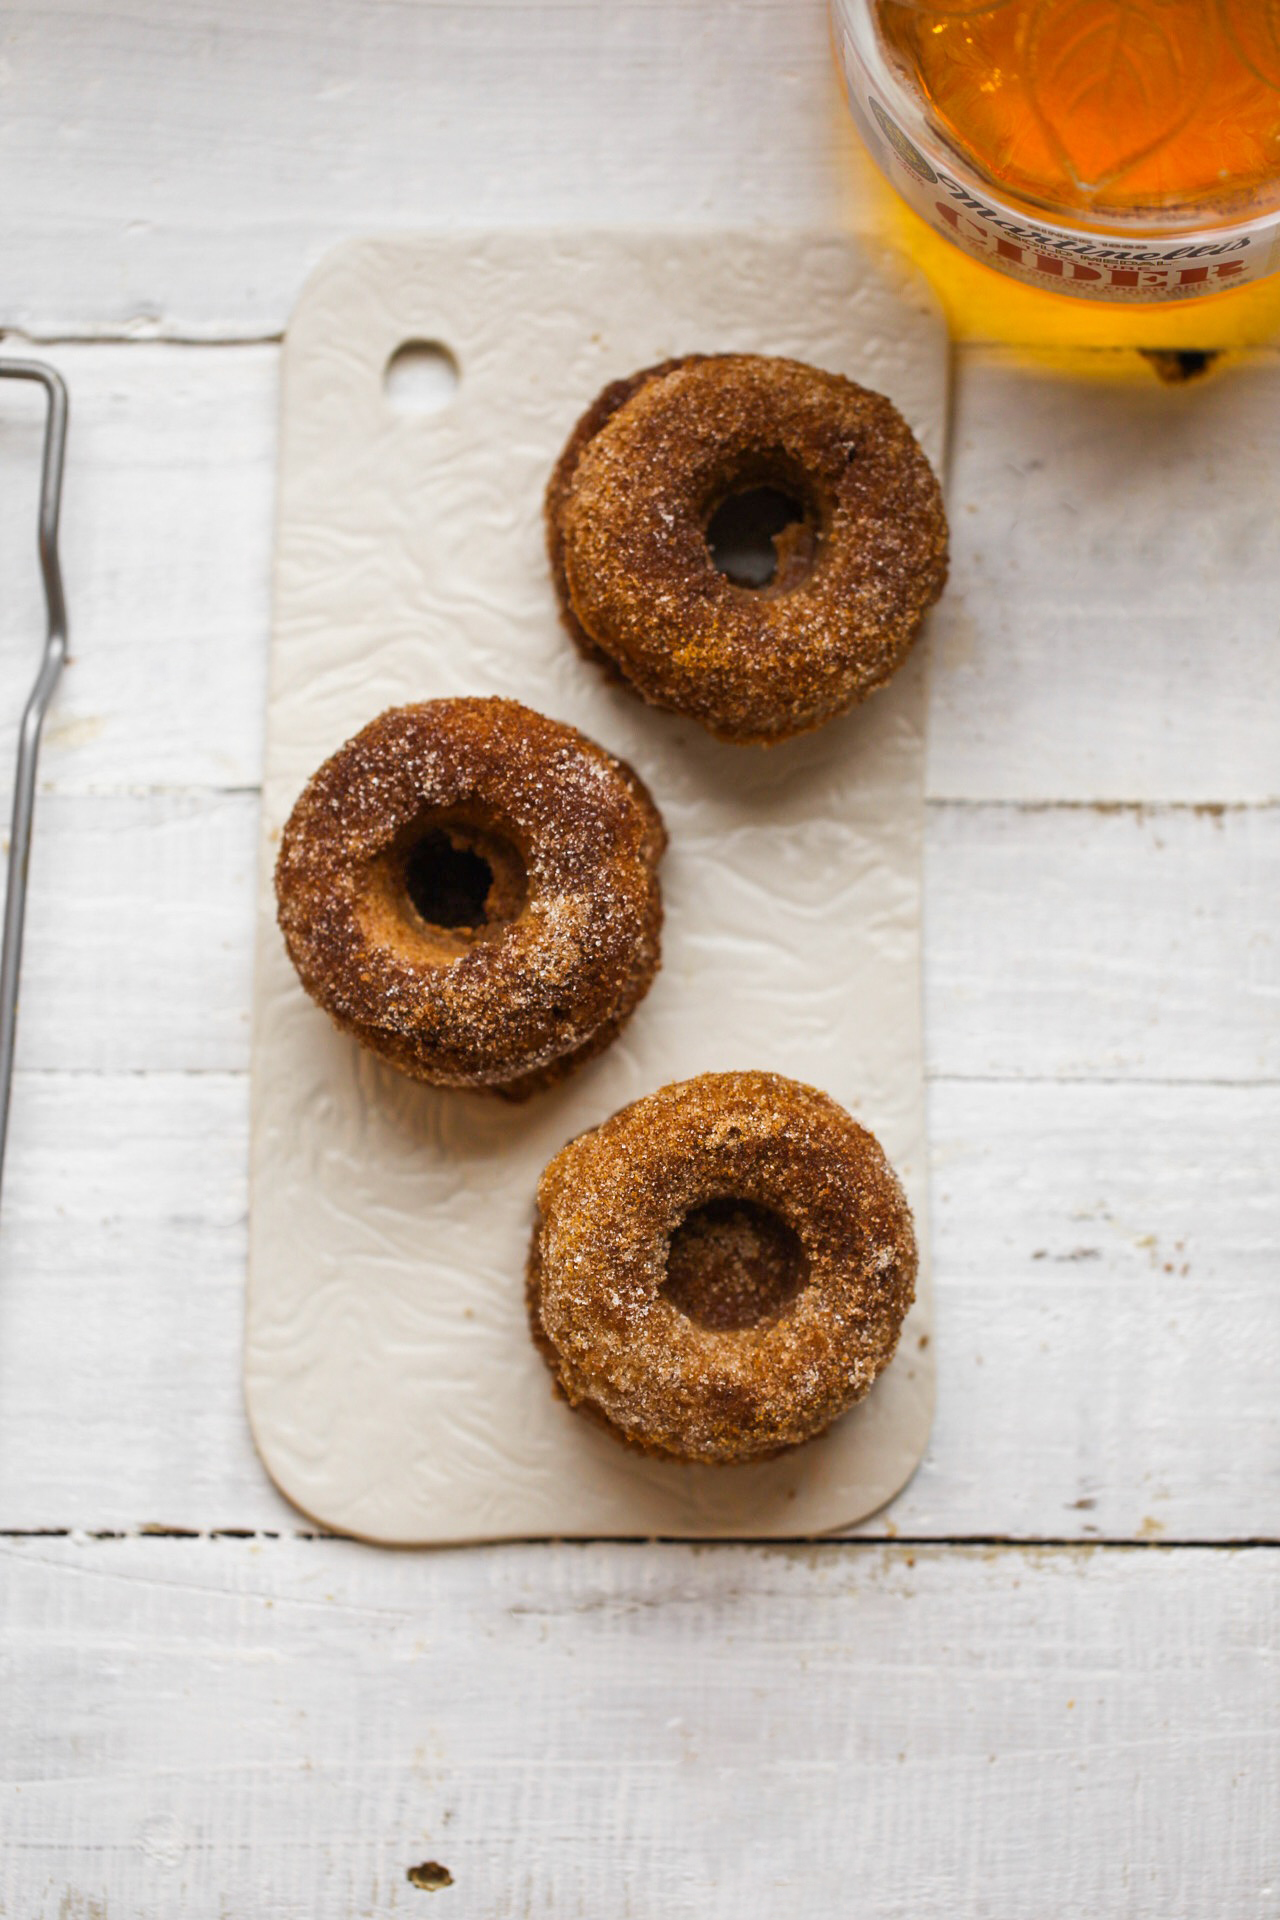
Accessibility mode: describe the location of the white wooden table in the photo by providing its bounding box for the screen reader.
[1,5,1276,1914]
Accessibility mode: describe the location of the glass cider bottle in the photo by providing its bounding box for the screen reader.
[832,1,1280,302]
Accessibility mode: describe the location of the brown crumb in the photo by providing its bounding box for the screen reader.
[407,1862,454,1892]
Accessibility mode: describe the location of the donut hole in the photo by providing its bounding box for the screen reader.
[405,831,495,930]
[662,1198,810,1331]
[385,815,528,952]
[705,482,818,591]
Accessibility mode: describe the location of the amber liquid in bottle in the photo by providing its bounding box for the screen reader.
[875,1,1280,221]
[835,1,1280,339]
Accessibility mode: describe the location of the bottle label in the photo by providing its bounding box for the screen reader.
[836,26,1280,303]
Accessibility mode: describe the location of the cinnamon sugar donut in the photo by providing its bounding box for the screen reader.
[275,698,665,1099]
[528,1071,917,1462]
[548,354,948,745]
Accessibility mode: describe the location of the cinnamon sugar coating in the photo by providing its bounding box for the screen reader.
[528,1071,917,1463]
[548,354,948,745]
[545,357,703,675]
[275,698,666,1099]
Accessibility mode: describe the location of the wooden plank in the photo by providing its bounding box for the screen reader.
[914,1077,1280,1541]
[1,1071,1274,1538]
[1,1534,1275,1917]
[926,800,1280,1085]
[0,1071,284,1532]
[4,343,1279,807]
[930,349,1280,806]
[0,1,855,340]
[11,790,1277,1083]
[0,342,275,795]
[14,790,257,1075]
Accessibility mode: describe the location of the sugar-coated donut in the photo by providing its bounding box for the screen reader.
[275,697,666,1099]
[528,1070,917,1462]
[548,353,948,745]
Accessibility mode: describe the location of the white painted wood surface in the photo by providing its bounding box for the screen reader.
[0,2,865,341]
[0,2,1276,1912]
[3,1538,1277,1919]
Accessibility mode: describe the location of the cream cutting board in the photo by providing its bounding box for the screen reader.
[247,232,947,1543]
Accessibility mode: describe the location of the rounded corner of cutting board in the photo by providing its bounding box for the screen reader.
[847,1383,936,1534]
[284,235,407,342]
[241,1366,323,1532]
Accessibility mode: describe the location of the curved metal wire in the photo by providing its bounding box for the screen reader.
[0,360,69,1197]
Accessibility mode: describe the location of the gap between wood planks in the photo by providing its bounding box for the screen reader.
[1,1528,1276,1548]
[11,784,1277,816]
[12,1067,1280,1088]
[0,328,284,348]
[5,328,1280,362]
